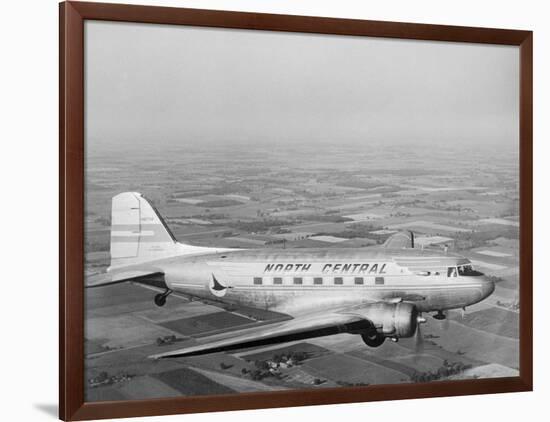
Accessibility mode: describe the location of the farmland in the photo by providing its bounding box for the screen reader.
[84,140,519,400]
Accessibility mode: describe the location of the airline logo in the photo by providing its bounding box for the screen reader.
[263,263,387,275]
[209,274,231,297]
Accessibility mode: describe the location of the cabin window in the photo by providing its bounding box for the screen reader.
[334,277,343,285]
[293,277,303,285]
[375,277,385,285]
[273,277,282,285]
[354,277,364,285]
[253,277,263,285]
[447,267,458,277]
[313,277,323,285]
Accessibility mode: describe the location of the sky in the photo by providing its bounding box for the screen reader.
[85,20,519,148]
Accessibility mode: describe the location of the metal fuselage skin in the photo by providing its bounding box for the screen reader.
[152,247,494,317]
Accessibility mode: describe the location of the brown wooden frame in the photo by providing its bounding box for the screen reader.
[60,1,533,420]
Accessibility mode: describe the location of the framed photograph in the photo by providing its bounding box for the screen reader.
[59,1,532,420]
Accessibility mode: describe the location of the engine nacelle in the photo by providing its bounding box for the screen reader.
[354,302,419,338]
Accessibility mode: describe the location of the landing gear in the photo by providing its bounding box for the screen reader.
[154,289,172,307]
[154,294,166,307]
[361,331,386,347]
[433,310,446,320]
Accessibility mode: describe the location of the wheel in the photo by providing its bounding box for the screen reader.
[361,332,386,347]
[154,293,166,307]
[433,310,446,320]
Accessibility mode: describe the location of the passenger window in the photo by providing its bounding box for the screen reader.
[447,267,457,277]
[334,277,343,285]
[375,277,384,285]
[273,277,282,285]
[253,277,263,285]
[293,277,303,285]
[354,277,364,285]
[313,277,323,285]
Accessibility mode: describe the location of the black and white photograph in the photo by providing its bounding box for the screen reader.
[83,20,520,402]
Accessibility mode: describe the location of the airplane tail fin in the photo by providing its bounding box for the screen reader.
[109,192,179,270]
[382,230,415,249]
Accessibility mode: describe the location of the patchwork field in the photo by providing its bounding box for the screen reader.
[85,280,519,401]
[85,142,520,400]
[159,312,255,336]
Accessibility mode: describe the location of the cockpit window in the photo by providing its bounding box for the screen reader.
[458,264,482,276]
[447,264,482,277]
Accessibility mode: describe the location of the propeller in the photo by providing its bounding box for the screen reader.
[414,314,427,356]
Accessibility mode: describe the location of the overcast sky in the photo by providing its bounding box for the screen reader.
[85,20,519,148]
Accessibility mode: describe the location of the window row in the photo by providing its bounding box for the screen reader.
[252,276,385,285]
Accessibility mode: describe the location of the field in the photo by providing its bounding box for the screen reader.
[84,141,519,400]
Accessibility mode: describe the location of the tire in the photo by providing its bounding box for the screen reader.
[433,311,446,320]
[361,332,386,347]
[154,294,166,307]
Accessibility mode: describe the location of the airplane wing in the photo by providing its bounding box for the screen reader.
[86,269,165,288]
[149,311,371,359]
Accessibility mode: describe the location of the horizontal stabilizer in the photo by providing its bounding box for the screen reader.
[86,269,164,288]
[150,312,369,359]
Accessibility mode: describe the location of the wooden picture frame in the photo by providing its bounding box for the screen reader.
[60,1,532,420]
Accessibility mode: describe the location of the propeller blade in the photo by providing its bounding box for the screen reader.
[414,314,425,357]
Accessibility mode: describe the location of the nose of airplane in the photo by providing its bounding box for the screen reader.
[481,279,496,299]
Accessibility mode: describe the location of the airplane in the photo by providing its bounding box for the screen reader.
[87,192,495,359]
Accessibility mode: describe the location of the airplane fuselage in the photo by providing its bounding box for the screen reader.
[151,247,494,316]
